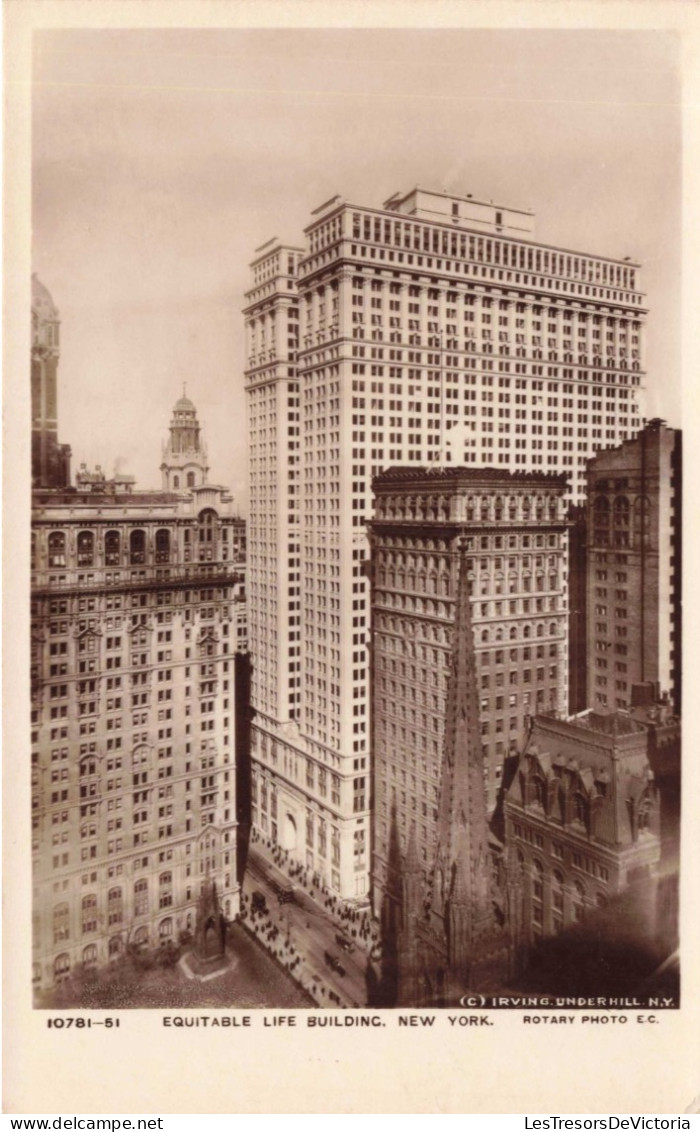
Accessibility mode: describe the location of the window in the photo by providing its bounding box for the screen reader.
[130,530,146,565]
[81,894,98,934]
[107,886,123,925]
[134,878,149,916]
[155,529,171,564]
[198,510,218,562]
[48,531,66,567]
[77,531,95,566]
[54,953,71,982]
[105,530,121,565]
[53,902,69,944]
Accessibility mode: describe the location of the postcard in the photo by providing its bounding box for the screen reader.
[4,0,700,1116]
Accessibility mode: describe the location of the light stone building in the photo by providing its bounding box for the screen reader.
[31,280,247,990]
[243,187,647,900]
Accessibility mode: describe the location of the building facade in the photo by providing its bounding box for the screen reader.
[244,187,646,899]
[368,466,569,918]
[504,711,661,948]
[31,389,246,991]
[585,419,681,714]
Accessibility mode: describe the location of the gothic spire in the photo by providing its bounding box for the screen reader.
[433,542,493,939]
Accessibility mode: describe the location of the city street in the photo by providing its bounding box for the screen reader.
[242,849,373,1008]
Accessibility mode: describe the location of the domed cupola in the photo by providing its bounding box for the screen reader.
[160,386,209,491]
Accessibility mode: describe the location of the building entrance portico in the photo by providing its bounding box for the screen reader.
[281,812,298,852]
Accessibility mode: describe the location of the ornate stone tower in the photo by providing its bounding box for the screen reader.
[160,388,209,491]
[31,274,71,488]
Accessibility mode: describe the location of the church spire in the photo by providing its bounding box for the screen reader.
[433,542,494,956]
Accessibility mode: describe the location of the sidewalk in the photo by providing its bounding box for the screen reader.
[240,889,360,1008]
[247,831,382,962]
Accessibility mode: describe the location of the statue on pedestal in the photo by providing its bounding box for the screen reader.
[194,876,226,964]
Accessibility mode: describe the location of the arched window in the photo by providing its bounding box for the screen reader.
[77,531,95,567]
[133,925,149,949]
[54,953,71,982]
[155,529,171,564]
[637,789,653,833]
[129,530,146,565]
[573,792,588,826]
[159,918,173,942]
[134,879,149,916]
[48,531,66,567]
[82,944,98,969]
[105,530,120,566]
[173,475,180,489]
[108,936,123,959]
[187,471,195,488]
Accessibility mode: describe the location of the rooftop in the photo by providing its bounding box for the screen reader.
[373,465,569,487]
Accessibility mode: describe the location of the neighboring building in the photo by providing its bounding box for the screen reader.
[585,420,681,715]
[31,392,246,991]
[368,465,570,918]
[31,274,71,488]
[244,187,647,899]
[504,711,661,949]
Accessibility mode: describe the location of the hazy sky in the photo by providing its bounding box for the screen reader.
[32,28,681,512]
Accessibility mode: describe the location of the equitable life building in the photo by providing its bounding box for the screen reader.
[243,187,646,900]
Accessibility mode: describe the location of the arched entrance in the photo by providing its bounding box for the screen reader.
[280,811,297,851]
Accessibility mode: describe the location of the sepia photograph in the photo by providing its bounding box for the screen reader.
[5,2,699,1115]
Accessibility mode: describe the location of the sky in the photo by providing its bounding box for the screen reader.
[32,28,682,513]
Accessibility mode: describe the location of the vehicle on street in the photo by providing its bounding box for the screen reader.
[271,879,296,904]
[324,951,346,976]
[251,890,267,912]
[335,933,354,953]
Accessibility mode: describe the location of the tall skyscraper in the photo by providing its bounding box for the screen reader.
[32,384,245,991]
[585,419,681,714]
[31,274,71,488]
[368,466,569,917]
[244,187,647,900]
